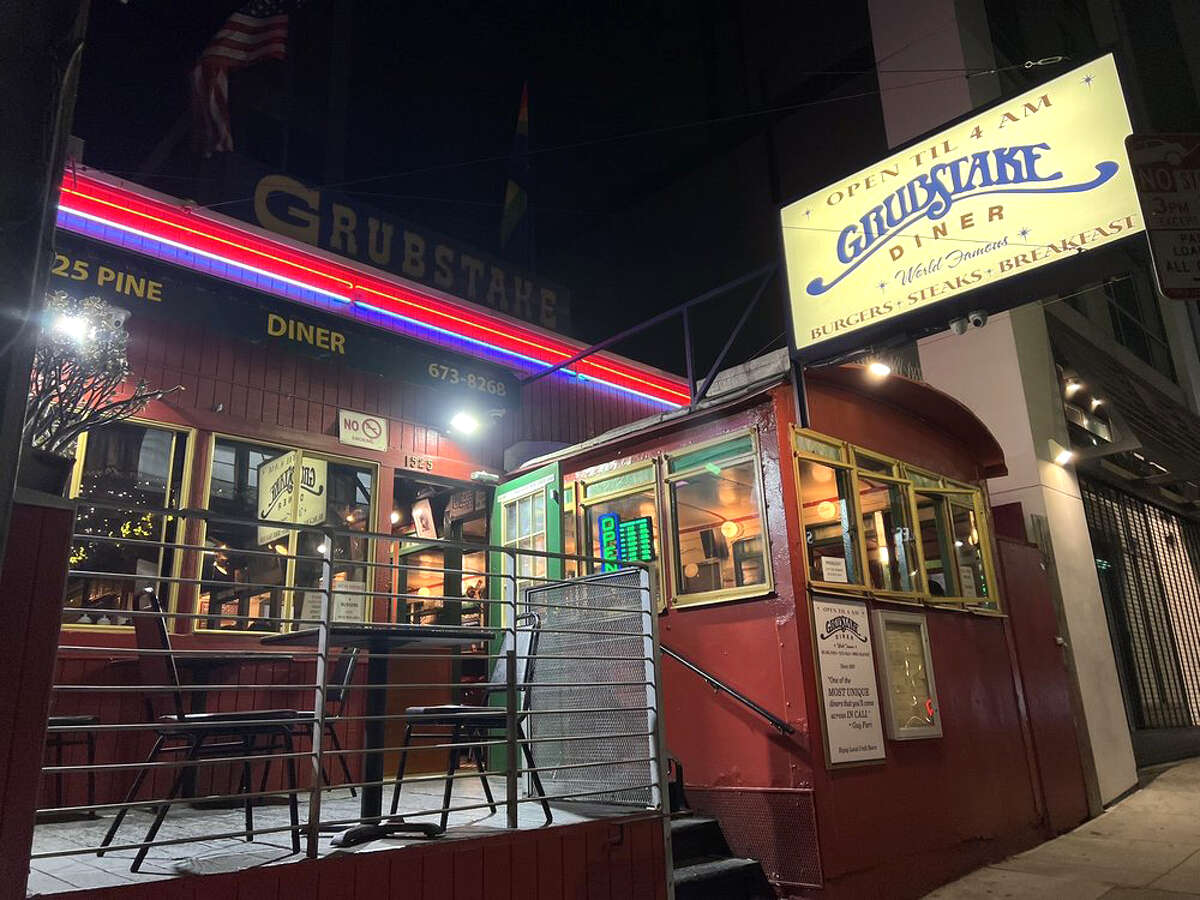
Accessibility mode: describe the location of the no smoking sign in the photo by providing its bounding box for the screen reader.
[338,408,389,452]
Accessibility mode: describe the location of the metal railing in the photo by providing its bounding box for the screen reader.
[31,498,666,886]
[661,645,795,735]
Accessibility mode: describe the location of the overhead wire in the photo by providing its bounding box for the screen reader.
[196,57,1068,211]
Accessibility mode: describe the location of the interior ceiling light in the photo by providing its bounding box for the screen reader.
[1091,397,1104,410]
[867,361,891,378]
[720,519,742,539]
[450,410,481,435]
[389,510,401,524]
[817,500,838,520]
[1065,379,1083,396]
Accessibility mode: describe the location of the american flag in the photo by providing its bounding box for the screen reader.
[190,0,292,156]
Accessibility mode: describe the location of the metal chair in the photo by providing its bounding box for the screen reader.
[43,715,98,814]
[97,593,309,872]
[258,647,359,796]
[389,612,552,831]
[320,647,360,795]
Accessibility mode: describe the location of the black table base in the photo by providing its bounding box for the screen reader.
[331,818,443,846]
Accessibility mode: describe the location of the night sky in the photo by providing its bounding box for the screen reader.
[71,1,887,376]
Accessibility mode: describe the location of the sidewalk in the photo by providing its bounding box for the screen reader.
[927,757,1200,898]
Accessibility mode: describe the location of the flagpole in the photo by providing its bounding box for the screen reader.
[527,80,536,276]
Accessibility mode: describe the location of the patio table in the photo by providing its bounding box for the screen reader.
[262,623,494,845]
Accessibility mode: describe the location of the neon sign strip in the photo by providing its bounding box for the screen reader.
[55,172,689,407]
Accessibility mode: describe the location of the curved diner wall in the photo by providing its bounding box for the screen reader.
[605,368,1084,898]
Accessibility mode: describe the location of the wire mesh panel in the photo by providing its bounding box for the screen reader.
[524,569,657,806]
[1080,478,1200,730]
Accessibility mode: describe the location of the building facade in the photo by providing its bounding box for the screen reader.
[868,0,1200,799]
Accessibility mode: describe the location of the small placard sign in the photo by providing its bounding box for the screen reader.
[813,595,886,765]
[338,408,388,452]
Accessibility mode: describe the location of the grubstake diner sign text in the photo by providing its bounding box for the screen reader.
[781,54,1142,355]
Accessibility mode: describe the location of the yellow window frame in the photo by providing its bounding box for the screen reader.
[64,418,198,632]
[193,432,378,635]
[851,466,926,603]
[664,429,773,609]
[575,459,667,604]
[792,426,1003,612]
[793,440,867,594]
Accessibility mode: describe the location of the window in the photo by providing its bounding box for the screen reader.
[66,422,189,626]
[948,497,988,602]
[915,492,956,597]
[503,489,548,587]
[798,458,860,585]
[580,465,658,572]
[666,434,770,605]
[858,475,918,594]
[198,438,374,632]
[793,428,1000,610]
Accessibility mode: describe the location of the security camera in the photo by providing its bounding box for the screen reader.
[949,318,968,336]
[967,310,989,329]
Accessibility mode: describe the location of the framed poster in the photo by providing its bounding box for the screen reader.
[812,595,886,765]
[872,609,943,740]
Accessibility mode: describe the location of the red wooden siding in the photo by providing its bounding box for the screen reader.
[47,812,667,900]
[0,501,76,897]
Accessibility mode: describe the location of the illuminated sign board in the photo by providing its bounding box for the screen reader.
[618,516,655,563]
[781,54,1142,358]
[597,513,656,573]
[598,513,621,572]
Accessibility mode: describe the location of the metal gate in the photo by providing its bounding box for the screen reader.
[1080,478,1200,740]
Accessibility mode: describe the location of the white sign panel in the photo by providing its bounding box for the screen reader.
[818,556,848,583]
[257,451,328,545]
[813,596,886,765]
[300,581,366,624]
[781,54,1142,356]
[1127,134,1200,299]
[338,408,389,452]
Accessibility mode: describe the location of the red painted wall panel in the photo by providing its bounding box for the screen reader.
[0,501,76,900]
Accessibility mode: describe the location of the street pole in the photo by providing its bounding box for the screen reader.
[0,0,90,566]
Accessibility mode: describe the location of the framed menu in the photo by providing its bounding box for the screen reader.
[872,609,942,740]
[812,595,886,765]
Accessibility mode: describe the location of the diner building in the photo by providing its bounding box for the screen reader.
[6,166,1091,899]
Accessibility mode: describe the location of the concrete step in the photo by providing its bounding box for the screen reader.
[673,857,773,900]
[669,816,730,865]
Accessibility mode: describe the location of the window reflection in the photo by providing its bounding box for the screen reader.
[671,459,767,597]
[66,422,187,625]
[801,459,859,584]
[915,492,954,597]
[199,440,373,631]
[859,476,917,592]
[587,489,658,571]
[949,501,988,601]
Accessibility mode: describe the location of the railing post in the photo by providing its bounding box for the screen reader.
[305,526,333,858]
[641,564,675,899]
[505,646,519,829]
[505,547,520,829]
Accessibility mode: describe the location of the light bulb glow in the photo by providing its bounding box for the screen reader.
[53,314,89,343]
[867,361,891,378]
[720,520,742,539]
[816,500,838,520]
[450,410,481,434]
[390,510,401,524]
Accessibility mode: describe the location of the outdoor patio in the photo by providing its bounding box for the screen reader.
[27,778,625,895]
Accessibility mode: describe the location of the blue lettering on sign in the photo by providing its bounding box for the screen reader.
[806,143,1120,297]
[598,513,622,573]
